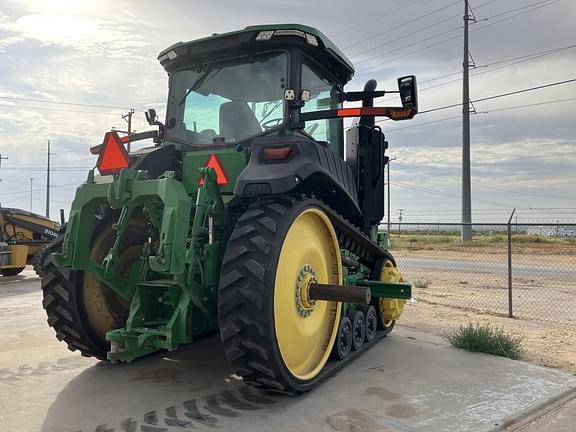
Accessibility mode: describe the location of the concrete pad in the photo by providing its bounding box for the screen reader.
[2,323,575,432]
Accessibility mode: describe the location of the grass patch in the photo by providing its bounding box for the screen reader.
[445,323,524,360]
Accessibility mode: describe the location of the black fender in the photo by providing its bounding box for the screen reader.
[129,144,180,179]
[234,136,361,223]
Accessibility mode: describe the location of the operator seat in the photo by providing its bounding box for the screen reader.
[219,101,262,142]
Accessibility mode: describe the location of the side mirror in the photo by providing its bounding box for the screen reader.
[398,75,418,111]
[145,108,158,126]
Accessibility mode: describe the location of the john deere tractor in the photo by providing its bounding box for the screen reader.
[42,24,417,393]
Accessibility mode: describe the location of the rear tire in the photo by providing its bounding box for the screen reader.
[41,213,147,359]
[218,197,342,394]
[0,267,25,276]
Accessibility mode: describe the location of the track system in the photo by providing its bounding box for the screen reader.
[219,196,398,394]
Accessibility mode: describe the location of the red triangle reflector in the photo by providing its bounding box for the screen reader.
[96,131,130,176]
[199,154,229,186]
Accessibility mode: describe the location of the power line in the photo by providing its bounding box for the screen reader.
[394,181,511,207]
[349,12,461,60]
[382,96,576,132]
[328,0,434,38]
[340,0,461,51]
[384,115,462,132]
[376,77,576,126]
[480,0,559,21]
[403,44,576,96]
[482,96,576,113]
[0,95,141,111]
[394,160,569,200]
[358,0,562,72]
[0,167,92,171]
[353,25,463,65]
[424,77,576,113]
[0,181,82,197]
[0,103,127,116]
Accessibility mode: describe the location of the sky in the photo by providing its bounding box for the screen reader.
[0,0,574,223]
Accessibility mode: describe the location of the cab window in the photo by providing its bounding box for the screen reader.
[301,61,343,155]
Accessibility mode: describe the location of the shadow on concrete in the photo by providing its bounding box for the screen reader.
[39,329,576,432]
[40,336,295,432]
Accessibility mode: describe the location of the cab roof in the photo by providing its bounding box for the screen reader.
[158,24,355,85]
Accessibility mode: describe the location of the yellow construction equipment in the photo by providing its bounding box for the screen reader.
[0,207,58,276]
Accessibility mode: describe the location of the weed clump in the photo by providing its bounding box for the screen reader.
[445,323,524,360]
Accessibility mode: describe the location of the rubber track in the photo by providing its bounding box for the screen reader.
[41,226,109,359]
[41,214,145,360]
[328,208,395,268]
[32,243,51,278]
[218,196,395,394]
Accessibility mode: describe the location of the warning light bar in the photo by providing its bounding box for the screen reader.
[96,131,130,176]
[300,106,416,122]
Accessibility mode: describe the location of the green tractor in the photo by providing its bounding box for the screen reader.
[42,24,417,394]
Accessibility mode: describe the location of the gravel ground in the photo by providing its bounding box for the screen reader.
[391,243,576,373]
[399,300,576,373]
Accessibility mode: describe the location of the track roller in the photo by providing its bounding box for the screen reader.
[331,316,353,360]
[348,310,366,351]
[363,305,378,343]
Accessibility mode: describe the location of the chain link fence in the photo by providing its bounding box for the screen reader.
[387,222,576,325]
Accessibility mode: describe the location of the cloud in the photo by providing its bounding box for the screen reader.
[0,0,574,220]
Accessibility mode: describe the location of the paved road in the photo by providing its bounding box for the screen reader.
[1,268,575,432]
[396,257,576,281]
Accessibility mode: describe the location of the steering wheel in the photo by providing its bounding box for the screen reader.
[261,118,283,130]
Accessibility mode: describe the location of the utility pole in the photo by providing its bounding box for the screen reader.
[122,109,135,152]
[30,177,33,212]
[46,140,51,218]
[397,208,405,237]
[386,156,397,238]
[0,154,7,182]
[461,0,473,241]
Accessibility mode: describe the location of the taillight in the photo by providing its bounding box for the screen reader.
[96,131,130,175]
[263,146,292,161]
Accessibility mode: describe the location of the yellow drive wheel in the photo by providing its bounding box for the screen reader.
[273,208,341,381]
[82,221,146,346]
[219,198,342,393]
[372,259,406,335]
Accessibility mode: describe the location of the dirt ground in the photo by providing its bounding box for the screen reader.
[392,241,576,263]
[388,241,576,374]
[400,301,576,373]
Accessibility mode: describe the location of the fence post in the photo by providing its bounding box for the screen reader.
[507,208,516,318]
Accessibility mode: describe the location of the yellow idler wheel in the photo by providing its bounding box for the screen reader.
[373,260,406,335]
[218,198,342,394]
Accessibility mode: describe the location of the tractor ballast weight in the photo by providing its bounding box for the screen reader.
[42,23,417,394]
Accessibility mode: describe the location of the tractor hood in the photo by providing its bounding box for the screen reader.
[157,24,354,85]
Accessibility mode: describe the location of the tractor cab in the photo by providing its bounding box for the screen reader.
[151,24,417,227]
[158,24,354,157]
